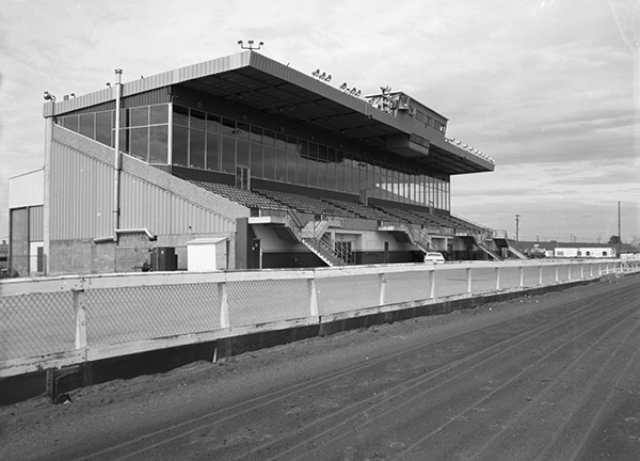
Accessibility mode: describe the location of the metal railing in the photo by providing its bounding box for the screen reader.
[1,258,638,378]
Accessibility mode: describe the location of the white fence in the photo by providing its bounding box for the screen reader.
[1,258,638,378]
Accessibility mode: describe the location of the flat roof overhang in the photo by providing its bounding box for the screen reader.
[45,51,493,175]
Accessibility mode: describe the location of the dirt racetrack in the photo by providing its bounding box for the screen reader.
[1,274,640,461]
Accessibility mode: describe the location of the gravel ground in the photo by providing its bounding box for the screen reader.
[1,275,639,460]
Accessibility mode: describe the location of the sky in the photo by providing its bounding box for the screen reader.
[0,0,638,244]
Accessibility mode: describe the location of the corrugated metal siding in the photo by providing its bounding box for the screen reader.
[50,142,114,239]
[50,138,237,240]
[29,206,44,241]
[9,170,44,208]
[119,172,235,235]
[44,52,251,117]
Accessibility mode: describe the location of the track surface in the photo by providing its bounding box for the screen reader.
[2,275,640,460]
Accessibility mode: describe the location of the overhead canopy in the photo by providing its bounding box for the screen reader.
[46,51,494,175]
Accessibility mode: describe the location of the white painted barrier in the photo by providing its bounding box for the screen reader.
[1,258,637,378]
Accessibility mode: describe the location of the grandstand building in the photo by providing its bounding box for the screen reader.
[9,50,499,276]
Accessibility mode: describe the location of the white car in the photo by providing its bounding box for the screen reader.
[424,252,446,263]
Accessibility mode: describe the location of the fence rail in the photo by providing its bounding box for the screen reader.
[1,259,638,378]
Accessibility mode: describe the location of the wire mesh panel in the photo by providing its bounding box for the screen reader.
[522,266,540,287]
[85,283,220,347]
[385,270,431,305]
[227,278,309,327]
[317,273,381,316]
[468,267,499,293]
[496,266,522,290]
[432,267,468,298]
[0,291,75,361]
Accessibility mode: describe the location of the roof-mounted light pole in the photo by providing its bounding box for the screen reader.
[237,40,264,51]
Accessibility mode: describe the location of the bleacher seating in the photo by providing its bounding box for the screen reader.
[192,180,490,236]
[192,182,288,211]
[256,190,354,218]
[325,199,399,222]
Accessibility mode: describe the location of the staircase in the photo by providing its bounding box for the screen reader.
[287,212,349,266]
[476,235,503,261]
[507,244,529,260]
[405,224,432,254]
[301,235,348,267]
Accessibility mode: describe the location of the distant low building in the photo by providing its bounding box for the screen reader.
[517,240,638,259]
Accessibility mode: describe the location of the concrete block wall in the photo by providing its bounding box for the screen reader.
[9,208,29,276]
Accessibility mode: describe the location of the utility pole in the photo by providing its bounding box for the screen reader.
[618,201,622,258]
[515,214,521,243]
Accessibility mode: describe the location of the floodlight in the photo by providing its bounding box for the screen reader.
[340,82,348,90]
[326,75,332,82]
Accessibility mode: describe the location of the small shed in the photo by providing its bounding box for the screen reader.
[187,238,228,271]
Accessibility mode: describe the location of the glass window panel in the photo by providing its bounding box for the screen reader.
[275,148,287,181]
[327,149,336,189]
[263,145,275,179]
[287,136,298,152]
[190,110,206,131]
[287,150,298,184]
[118,128,130,153]
[318,160,328,190]
[307,161,318,188]
[297,148,308,186]
[250,126,262,143]
[130,107,149,127]
[173,106,189,127]
[359,161,368,195]
[221,136,235,173]
[172,125,189,166]
[317,146,327,189]
[117,109,130,128]
[96,111,112,146]
[236,123,250,140]
[207,114,221,133]
[275,133,287,150]
[63,115,79,132]
[250,143,262,178]
[206,132,221,171]
[237,140,250,166]
[222,118,235,137]
[263,129,275,146]
[150,104,168,125]
[149,125,168,163]
[130,127,148,161]
[190,129,206,168]
[79,113,95,138]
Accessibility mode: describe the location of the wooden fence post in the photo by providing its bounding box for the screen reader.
[219,282,229,329]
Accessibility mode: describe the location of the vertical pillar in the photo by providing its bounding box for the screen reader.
[555,265,559,283]
[219,282,229,329]
[73,289,87,350]
[580,263,584,280]
[495,267,501,290]
[430,269,435,299]
[378,273,386,305]
[519,266,524,287]
[308,278,319,317]
[538,265,543,286]
[466,267,472,293]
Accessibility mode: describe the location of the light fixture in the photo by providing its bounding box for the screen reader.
[238,40,264,50]
[43,91,56,102]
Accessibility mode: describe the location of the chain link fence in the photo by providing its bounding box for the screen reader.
[2,259,638,374]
